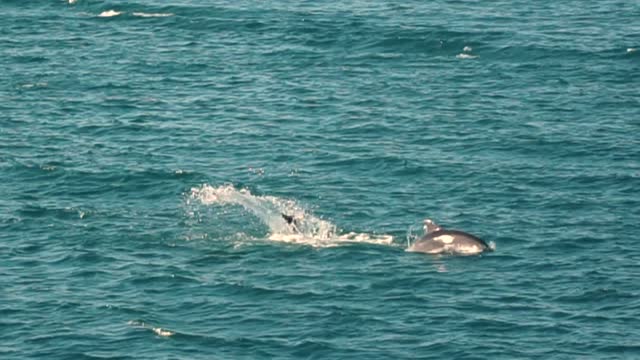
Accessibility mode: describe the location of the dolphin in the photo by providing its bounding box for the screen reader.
[408,219,492,255]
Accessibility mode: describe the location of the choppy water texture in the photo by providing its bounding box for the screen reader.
[2,0,640,359]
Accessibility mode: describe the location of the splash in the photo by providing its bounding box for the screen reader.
[488,241,497,251]
[405,220,425,248]
[188,184,393,248]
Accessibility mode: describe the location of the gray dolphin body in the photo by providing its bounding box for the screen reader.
[408,219,492,255]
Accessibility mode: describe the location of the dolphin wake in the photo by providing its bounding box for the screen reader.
[188,184,393,248]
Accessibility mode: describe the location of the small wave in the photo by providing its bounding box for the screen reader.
[189,184,393,248]
[89,11,177,19]
[128,320,175,337]
[153,328,174,337]
[132,12,174,18]
[98,10,122,17]
[627,48,637,54]
[19,82,48,89]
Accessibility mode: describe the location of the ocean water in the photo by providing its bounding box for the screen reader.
[2,0,639,358]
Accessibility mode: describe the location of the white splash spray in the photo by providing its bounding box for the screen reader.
[188,184,393,248]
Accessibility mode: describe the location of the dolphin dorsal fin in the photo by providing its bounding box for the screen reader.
[423,219,442,233]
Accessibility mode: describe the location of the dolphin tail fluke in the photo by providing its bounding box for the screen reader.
[281,213,302,234]
[281,213,295,224]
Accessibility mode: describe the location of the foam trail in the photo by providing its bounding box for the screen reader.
[189,184,393,247]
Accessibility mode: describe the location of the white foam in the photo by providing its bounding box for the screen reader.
[456,53,478,59]
[153,328,174,337]
[337,232,393,245]
[20,82,48,89]
[98,10,122,17]
[68,0,77,4]
[189,184,394,248]
[128,320,175,337]
[463,46,473,52]
[267,232,393,248]
[132,12,174,18]
[627,48,637,53]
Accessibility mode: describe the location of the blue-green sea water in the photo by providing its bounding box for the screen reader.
[2,1,640,358]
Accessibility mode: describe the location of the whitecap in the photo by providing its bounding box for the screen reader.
[153,328,174,337]
[132,12,174,18]
[463,46,473,52]
[128,320,175,337]
[20,82,48,89]
[456,53,478,59]
[627,48,637,53]
[98,10,122,17]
